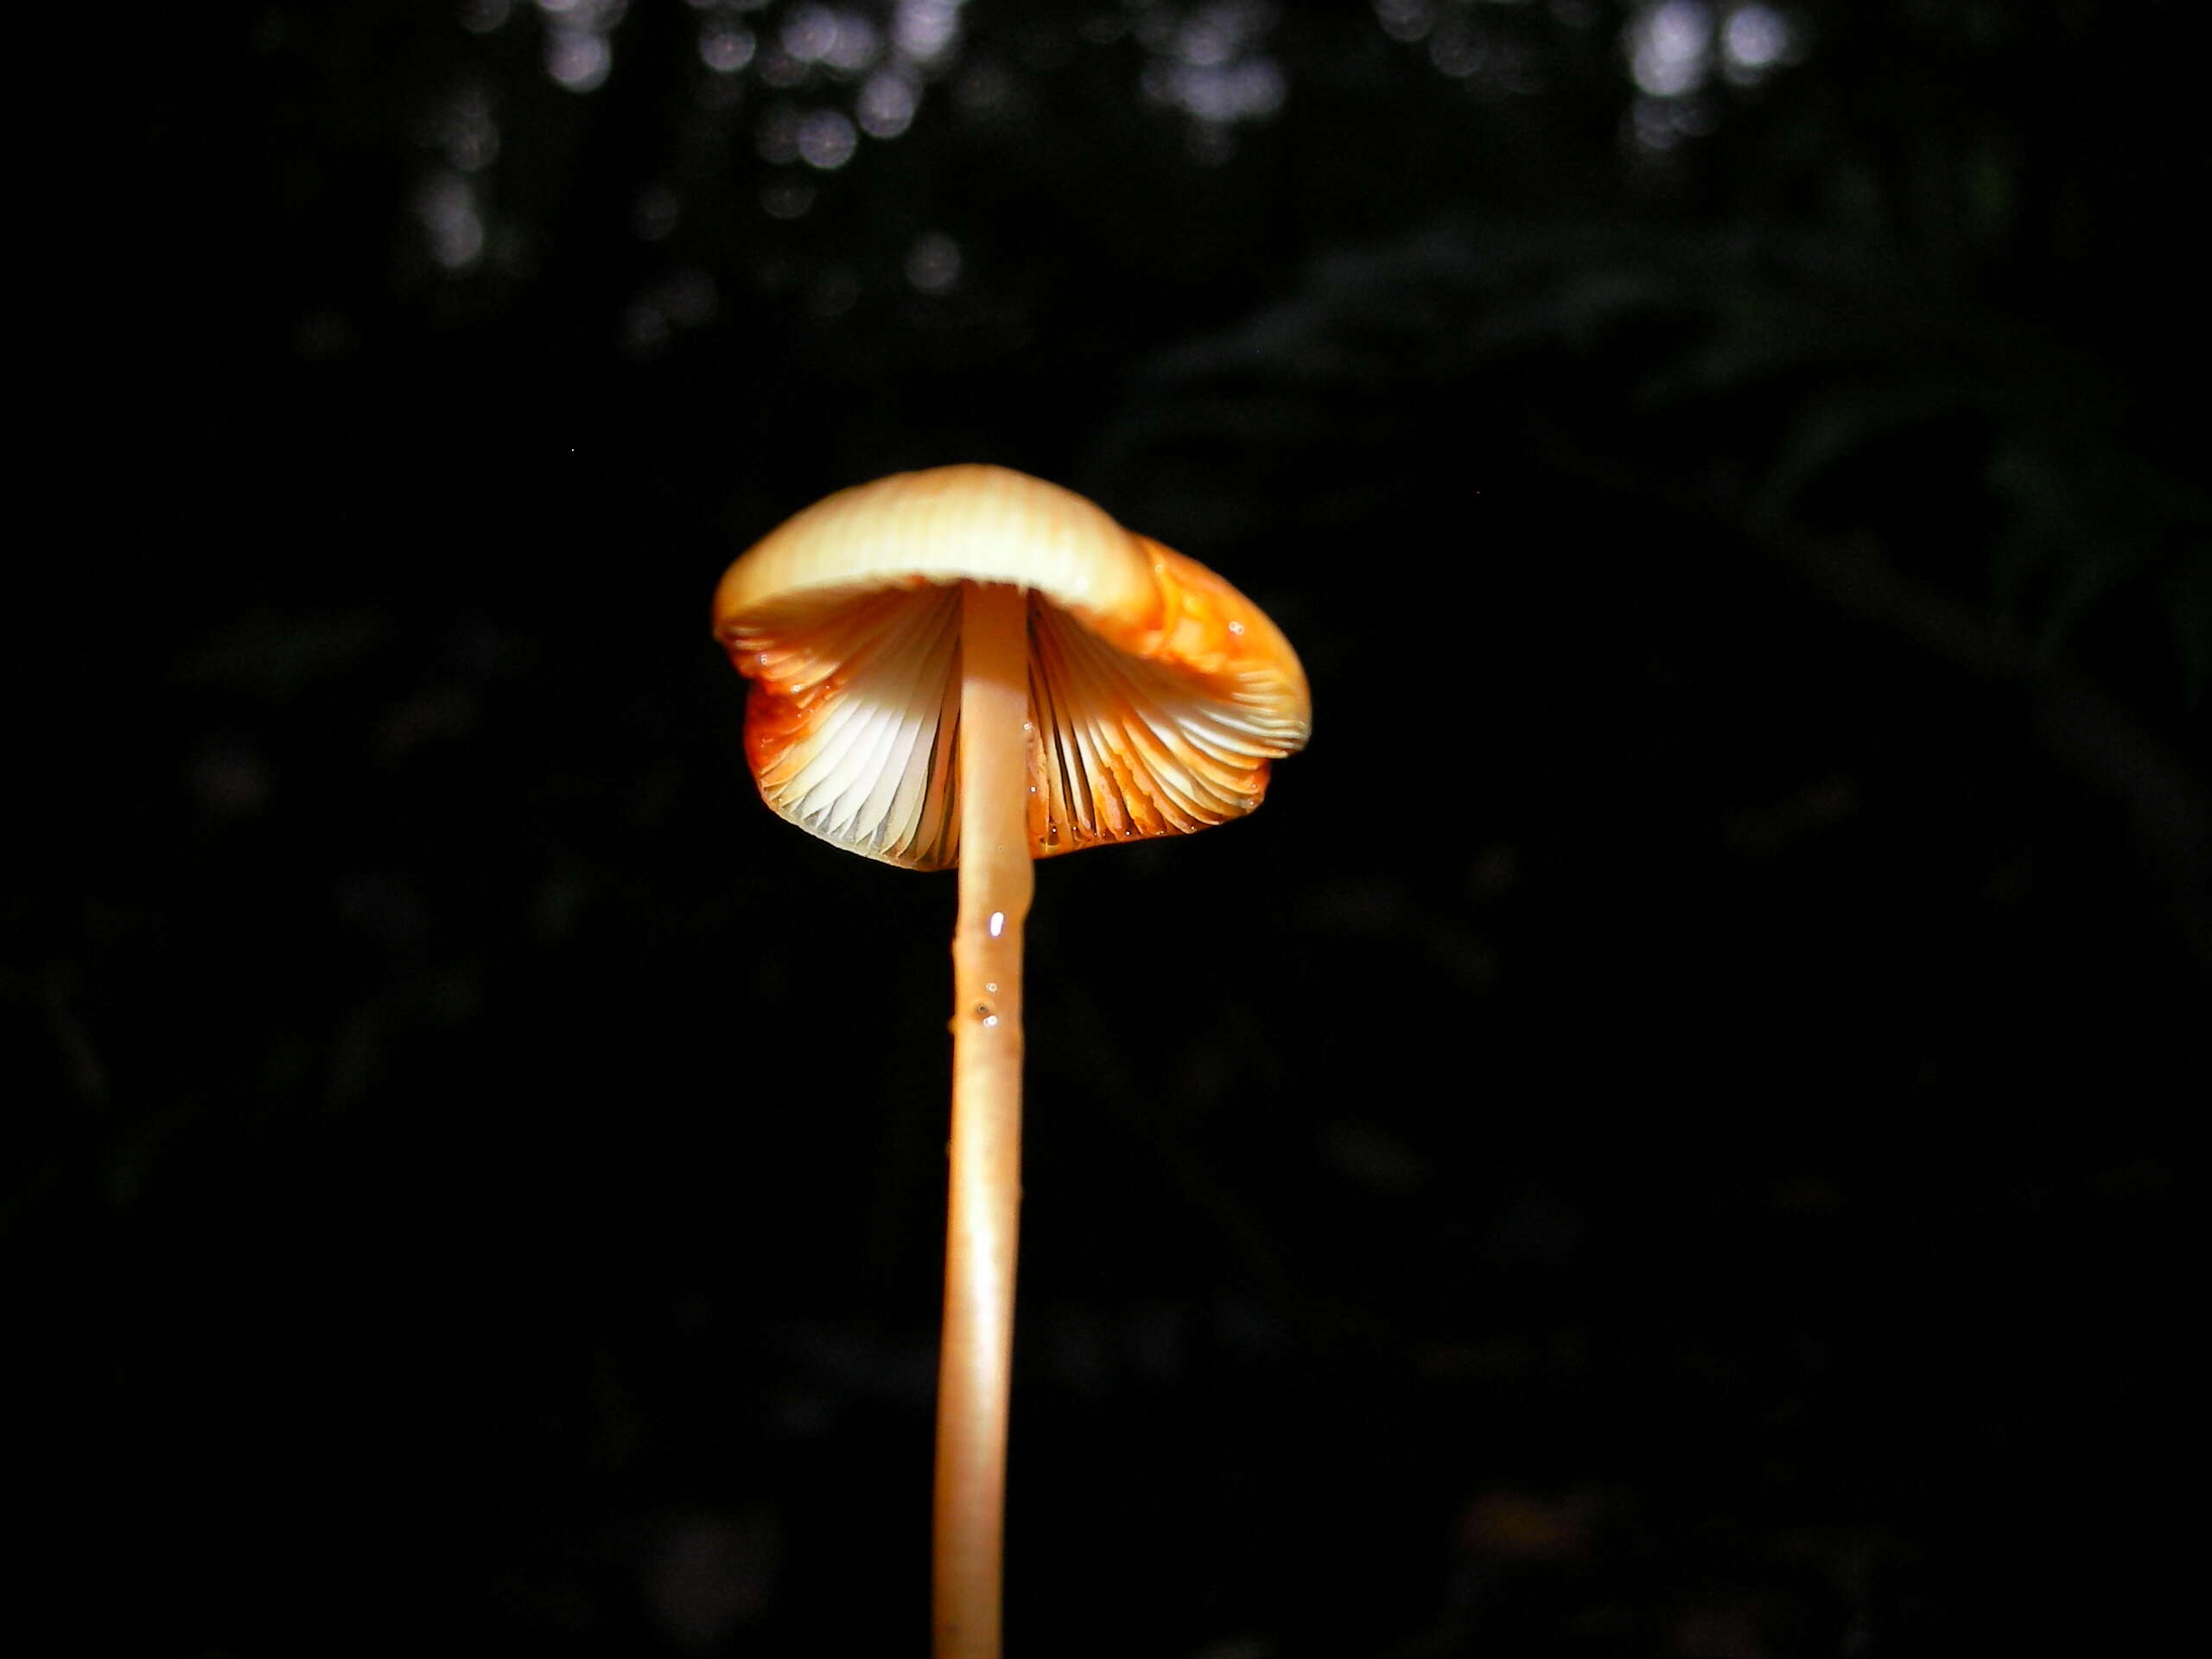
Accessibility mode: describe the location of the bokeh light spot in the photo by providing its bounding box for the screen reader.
[858,69,921,138]
[1375,0,1436,46]
[785,5,880,74]
[893,0,967,66]
[699,22,755,74]
[634,184,680,241]
[906,232,961,295]
[798,109,860,169]
[439,84,499,173]
[1628,0,1712,98]
[546,27,613,92]
[416,173,485,270]
[755,102,804,164]
[761,177,816,219]
[1429,23,1484,79]
[1722,3,1791,78]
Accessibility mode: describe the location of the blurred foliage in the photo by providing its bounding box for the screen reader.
[21,1,2209,1655]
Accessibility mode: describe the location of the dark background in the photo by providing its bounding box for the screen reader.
[22,1,2207,1653]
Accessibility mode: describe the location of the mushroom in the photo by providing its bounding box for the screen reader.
[713,464,1309,1656]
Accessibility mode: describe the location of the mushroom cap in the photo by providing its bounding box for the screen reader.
[714,465,1311,869]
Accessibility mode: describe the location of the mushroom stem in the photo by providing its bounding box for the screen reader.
[935,580,1034,1659]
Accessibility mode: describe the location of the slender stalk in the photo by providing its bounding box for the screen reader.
[935,581,1034,1659]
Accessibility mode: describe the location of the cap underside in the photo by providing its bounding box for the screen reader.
[737,582,1305,868]
[716,467,1310,870]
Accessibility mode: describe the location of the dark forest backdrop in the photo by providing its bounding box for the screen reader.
[20,2,2209,1654]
